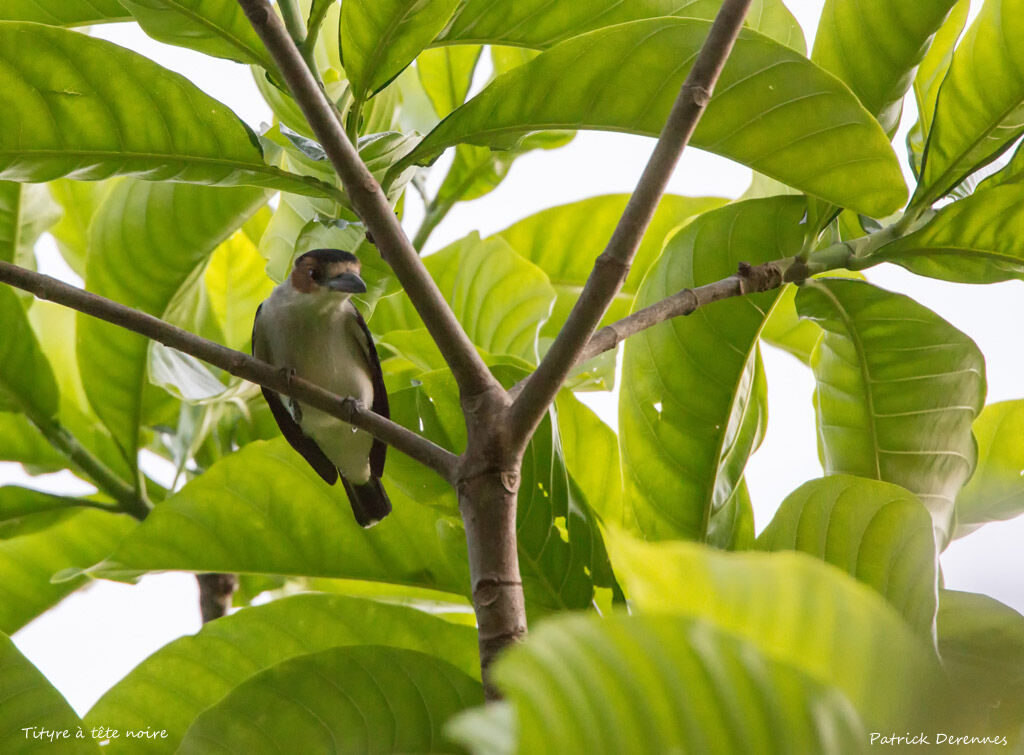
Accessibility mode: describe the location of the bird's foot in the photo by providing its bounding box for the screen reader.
[279,367,302,422]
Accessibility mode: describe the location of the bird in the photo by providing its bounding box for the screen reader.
[252,248,391,527]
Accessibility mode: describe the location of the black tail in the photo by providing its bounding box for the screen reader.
[341,476,392,527]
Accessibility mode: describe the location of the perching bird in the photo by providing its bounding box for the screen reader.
[252,248,391,527]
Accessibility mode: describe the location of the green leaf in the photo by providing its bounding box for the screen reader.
[0,631,98,754]
[619,198,807,542]
[86,593,479,753]
[795,279,985,542]
[938,590,1024,730]
[0,181,59,267]
[0,287,59,418]
[907,0,970,177]
[756,475,938,639]
[0,23,337,200]
[373,233,555,363]
[495,194,727,341]
[876,183,1024,283]
[470,612,865,755]
[0,487,101,539]
[0,414,66,472]
[812,0,958,135]
[78,180,264,467]
[417,45,482,119]
[438,0,806,53]
[118,0,276,71]
[914,0,1024,207]
[0,0,129,26]
[555,393,624,528]
[178,646,481,754]
[341,0,462,105]
[203,227,275,351]
[953,400,1024,537]
[608,533,941,729]
[404,20,905,218]
[100,439,472,593]
[0,509,135,634]
[49,179,118,278]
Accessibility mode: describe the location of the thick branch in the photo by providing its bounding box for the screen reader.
[236,0,501,402]
[509,0,753,443]
[0,261,458,482]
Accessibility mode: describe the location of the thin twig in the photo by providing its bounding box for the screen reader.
[236,0,502,403]
[508,0,754,443]
[0,261,459,482]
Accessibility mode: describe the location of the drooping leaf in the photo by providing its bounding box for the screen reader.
[417,45,482,119]
[795,279,985,543]
[341,0,462,106]
[0,0,129,25]
[86,593,479,753]
[938,590,1024,731]
[619,198,806,542]
[0,287,59,419]
[0,181,60,268]
[178,646,481,754]
[0,632,97,754]
[756,475,938,639]
[48,179,118,277]
[608,533,942,730]
[953,400,1024,537]
[812,0,958,135]
[0,487,102,539]
[555,393,624,528]
[876,183,1024,283]
[0,414,66,473]
[495,194,727,340]
[402,20,906,218]
[462,612,865,755]
[0,23,338,200]
[907,0,971,176]
[0,509,136,634]
[372,233,555,364]
[437,0,806,53]
[203,227,275,351]
[78,180,264,467]
[914,0,1024,207]
[99,439,472,594]
[119,0,275,72]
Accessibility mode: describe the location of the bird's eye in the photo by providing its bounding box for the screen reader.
[307,268,318,280]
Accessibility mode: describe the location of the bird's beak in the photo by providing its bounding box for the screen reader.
[327,272,367,294]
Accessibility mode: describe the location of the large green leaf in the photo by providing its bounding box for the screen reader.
[49,179,118,277]
[795,279,985,542]
[403,20,906,218]
[0,632,97,754]
[100,439,471,593]
[437,0,806,53]
[179,646,481,754]
[0,487,102,539]
[907,0,970,176]
[0,23,336,199]
[555,393,624,528]
[0,287,59,418]
[938,590,1024,732]
[0,414,65,472]
[494,194,726,341]
[86,593,478,753]
[118,0,275,71]
[417,45,482,119]
[875,183,1024,283]
[0,181,59,267]
[756,475,938,639]
[619,198,806,542]
[203,227,275,352]
[812,0,958,135]
[78,180,264,466]
[0,0,129,25]
[953,400,1024,537]
[914,0,1024,207]
[0,509,135,634]
[373,233,555,363]
[341,0,461,106]
[608,534,941,730]
[453,613,864,755]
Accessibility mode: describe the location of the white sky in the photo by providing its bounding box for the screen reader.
[7,0,1024,717]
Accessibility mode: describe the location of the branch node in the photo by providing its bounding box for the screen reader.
[473,578,524,607]
[682,83,713,107]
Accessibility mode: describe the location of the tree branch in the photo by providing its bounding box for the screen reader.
[0,261,459,482]
[236,0,503,403]
[508,0,753,443]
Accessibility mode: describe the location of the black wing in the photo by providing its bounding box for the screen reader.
[253,304,338,485]
[352,305,389,478]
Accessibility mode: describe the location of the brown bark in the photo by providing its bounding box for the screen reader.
[196,573,239,623]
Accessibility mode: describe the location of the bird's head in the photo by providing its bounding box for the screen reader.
[290,248,367,296]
